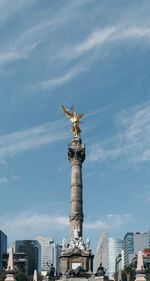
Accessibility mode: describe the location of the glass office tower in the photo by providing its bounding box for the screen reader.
[36,237,62,274]
[108,237,124,278]
[124,232,149,266]
[13,240,41,275]
[0,231,7,270]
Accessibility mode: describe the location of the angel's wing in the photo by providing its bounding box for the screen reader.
[77,113,84,120]
[62,105,73,119]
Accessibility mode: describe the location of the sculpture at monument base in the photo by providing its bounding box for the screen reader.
[43,263,55,281]
[59,225,94,275]
[135,251,146,281]
[95,263,106,277]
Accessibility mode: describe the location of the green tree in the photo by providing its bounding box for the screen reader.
[0,270,6,281]
[15,270,28,281]
[122,264,136,281]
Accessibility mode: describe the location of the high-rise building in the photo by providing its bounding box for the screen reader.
[35,237,62,274]
[0,230,7,269]
[96,232,123,278]
[95,231,108,271]
[108,237,124,278]
[124,232,134,266]
[13,240,41,275]
[124,232,149,266]
[2,252,28,276]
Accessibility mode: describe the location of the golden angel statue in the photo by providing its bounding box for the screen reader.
[62,105,84,137]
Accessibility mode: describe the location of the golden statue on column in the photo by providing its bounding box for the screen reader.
[62,105,84,137]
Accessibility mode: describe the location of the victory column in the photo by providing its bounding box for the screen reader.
[59,106,94,276]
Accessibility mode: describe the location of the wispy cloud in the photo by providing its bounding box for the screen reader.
[1,211,132,244]
[0,119,68,160]
[41,24,150,91]
[85,104,115,119]
[59,25,150,61]
[0,0,37,24]
[0,41,41,65]
[0,212,69,243]
[0,0,91,67]
[60,27,116,59]
[11,175,21,182]
[88,102,150,164]
[0,177,8,184]
[19,0,86,42]
[85,214,132,230]
[36,64,88,90]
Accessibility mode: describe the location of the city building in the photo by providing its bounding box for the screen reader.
[2,252,28,276]
[108,237,124,278]
[0,230,7,270]
[95,231,108,271]
[95,232,123,278]
[13,240,41,275]
[35,237,61,274]
[132,248,150,268]
[124,232,134,266]
[115,250,124,274]
[124,232,149,266]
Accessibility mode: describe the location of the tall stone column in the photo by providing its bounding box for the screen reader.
[68,136,85,240]
[60,106,94,275]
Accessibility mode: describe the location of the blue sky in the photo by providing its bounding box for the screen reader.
[0,0,150,258]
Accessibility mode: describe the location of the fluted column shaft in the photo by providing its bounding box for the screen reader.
[68,137,85,240]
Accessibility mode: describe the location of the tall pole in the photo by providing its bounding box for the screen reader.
[68,136,85,240]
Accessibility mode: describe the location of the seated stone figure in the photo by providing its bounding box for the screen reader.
[95,263,106,276]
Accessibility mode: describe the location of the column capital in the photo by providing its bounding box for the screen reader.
[68,136,85,163]
[68,146,85,163]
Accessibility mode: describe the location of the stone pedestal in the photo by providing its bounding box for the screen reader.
[5,248,16,281]
[135,271,146,281]
[5,274,16,281]
[135,252,146,281]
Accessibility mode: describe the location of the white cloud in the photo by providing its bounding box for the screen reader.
[0,212,69,243]
[85,214,132,230]
[0,0,91,67]
[71,27,116,58]
[59,25,150,61]
[11,176,21,181]
[0,0,37,24]
[19,1,83,42]
[0,41,41,65]
[37,64,88,90]
[1,211,132,244]
[59,27,116,59]
[0,177,8,184]
[85,105,114,119]
[88,102,150,164]
[0,119,68,160]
